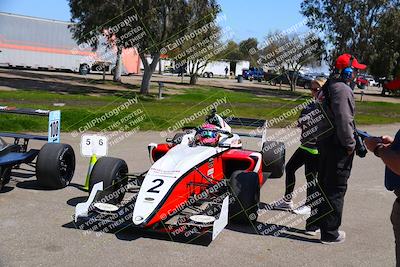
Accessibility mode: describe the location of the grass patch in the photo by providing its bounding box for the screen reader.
[0,87,399,133]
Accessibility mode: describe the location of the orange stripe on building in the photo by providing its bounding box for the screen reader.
[0,42,95,56]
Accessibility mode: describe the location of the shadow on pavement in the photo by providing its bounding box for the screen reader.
[66,196,88,207]
[227,222,320,244]
[0,186,14,193]
[16,180,53,190]
[62,217,213,246]
[68,183,89,193]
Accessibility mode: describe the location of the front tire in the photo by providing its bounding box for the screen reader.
[36,143,76,189]
[89,157,128,204]
[229,171,260,224]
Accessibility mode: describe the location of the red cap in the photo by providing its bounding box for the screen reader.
[335,54,367,70]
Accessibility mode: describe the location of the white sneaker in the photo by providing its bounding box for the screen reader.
[304,229,320,236]
[293,205,311,215]
[273,199,294,211]
[321,231,346,244]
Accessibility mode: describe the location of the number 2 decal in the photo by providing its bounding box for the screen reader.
[147,179,164,193]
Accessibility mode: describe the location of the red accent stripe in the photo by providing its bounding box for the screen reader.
[0,43,95,56]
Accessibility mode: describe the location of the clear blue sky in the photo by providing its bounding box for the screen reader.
[0,0,307,42]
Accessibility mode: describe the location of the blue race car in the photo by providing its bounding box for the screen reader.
[0,106,75,191]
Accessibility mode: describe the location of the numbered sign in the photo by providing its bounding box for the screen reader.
[81,135,108,157]
[48,110,60,143]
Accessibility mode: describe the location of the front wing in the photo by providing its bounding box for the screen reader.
[74,181,230,242]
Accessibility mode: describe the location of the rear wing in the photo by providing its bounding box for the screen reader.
[224,116,267,138]
[0,106,61,143]
[225,117,266,128]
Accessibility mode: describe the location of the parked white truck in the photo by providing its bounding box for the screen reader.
[183,60,249,78]
[0,12,141,75]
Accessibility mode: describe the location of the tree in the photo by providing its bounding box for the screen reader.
[220,41,245,61]
[69,0,130,82]
[167,0,221,85]
[301,0,400,72]
[259,32,324,91]
[239,38,259,66]
[219,39,260,66]
[128,0,194,94]
[370,6,400,79]
[70,0,197,94]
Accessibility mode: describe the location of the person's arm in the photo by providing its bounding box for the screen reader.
[377,148,400,176]
[330,83,356,153]
[365,136,400,176]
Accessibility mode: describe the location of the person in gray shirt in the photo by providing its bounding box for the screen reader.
[305,54,367,244]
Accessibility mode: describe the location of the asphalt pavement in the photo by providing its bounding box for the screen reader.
[0,124,399,267]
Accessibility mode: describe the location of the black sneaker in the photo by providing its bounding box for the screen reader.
[321,231,346,244]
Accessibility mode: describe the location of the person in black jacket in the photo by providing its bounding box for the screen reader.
[274,78,326,215]
[305,54,367,244]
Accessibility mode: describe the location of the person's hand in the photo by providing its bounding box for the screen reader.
[381,135,394,145]
[365,137,383,152]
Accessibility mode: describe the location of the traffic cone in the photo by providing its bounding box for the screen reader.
[83,154,97,191]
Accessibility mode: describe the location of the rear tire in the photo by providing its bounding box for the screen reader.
[79,64,90,75]
[229,171,260,224]
[261,141,285,178]
[36,143,76,189]
[89,157,128,204]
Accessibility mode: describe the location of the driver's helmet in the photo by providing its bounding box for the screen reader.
[195,123,220,147]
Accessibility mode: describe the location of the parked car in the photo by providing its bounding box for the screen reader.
[0,107,75,191]
[264,71,314,89]
[364,75,379,87]
[382,78,400,96]
[242,67,264,81]
[296,73,314,89]
[356,75,369,89]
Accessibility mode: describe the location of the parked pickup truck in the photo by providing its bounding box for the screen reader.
[242,67,264,81]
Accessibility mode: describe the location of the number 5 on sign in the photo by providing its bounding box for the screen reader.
[80,135,108,157]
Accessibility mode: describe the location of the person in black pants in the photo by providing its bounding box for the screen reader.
[274,78,324,214]
[306,54,367,244]
[284,147,319,204]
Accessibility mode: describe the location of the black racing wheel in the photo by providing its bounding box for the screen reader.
[36,143,76,189]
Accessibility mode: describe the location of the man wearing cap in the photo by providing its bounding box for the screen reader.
[365,133,400,265]
[307,54,367,244]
